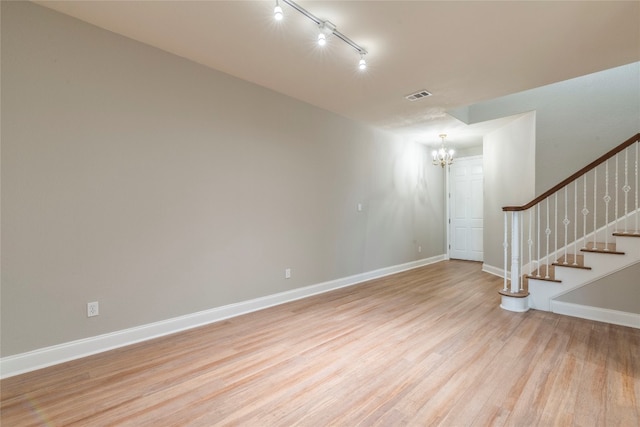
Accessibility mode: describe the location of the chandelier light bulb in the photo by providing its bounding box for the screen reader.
[274,4,283,21]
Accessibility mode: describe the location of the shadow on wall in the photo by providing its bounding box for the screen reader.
[361,142,445,270]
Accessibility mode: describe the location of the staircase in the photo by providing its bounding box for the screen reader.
[499,133,640,328]
[526,230,639,320]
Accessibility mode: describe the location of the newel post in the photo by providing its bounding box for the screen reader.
[510,212,520,293]
[499,210,530,312]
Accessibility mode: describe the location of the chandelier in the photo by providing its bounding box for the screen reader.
[432,134,454,167]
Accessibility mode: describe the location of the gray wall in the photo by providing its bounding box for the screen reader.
[483,113,536,269]
[555,262,640,314]
[451,62,640,194]
[1,2,445,357]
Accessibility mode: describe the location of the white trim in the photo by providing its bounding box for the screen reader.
[550,300,640,329]
[482,263,505,278]
[0,254,445,379]
[445,163,451,259]
[500,295,530,312]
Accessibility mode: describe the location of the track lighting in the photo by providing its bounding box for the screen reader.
[275,0,368,70]
[274,1,283,21]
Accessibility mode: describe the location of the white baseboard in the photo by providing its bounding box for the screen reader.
[483,263,539,280]
[482,263,505,278]
[0,254,445,379]
[550,300,640,329]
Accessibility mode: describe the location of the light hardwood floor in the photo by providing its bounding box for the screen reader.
[2,260,639,426]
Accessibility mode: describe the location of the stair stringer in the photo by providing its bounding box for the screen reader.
[528,234,640,312]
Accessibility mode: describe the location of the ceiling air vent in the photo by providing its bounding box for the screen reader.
[405,90,432,101]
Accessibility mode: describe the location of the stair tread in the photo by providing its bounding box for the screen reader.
[498,289,530,298]
[613,231,640,237]
[581,248,625,255]
[551,262,592,270]
[585,241,618,250]
[553,254,590,269]
[527,264,559,282]
[526,275,562,283]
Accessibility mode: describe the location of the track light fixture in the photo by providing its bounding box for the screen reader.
[274,0,368,71]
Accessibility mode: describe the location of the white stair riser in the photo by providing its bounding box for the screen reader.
[528,279,564,311]
[582,250,638,273]
[553,266,593,283]
[615,236,640,256]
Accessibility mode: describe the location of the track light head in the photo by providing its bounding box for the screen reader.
[317,21,336,46]
[274,4,283,21]
[358,53,367,70]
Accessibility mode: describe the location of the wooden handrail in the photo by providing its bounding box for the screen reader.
[503,133,640,212]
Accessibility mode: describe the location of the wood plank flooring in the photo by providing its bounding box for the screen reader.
[2,260,639,426]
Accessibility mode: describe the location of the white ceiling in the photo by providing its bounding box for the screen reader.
[36,0,640,147]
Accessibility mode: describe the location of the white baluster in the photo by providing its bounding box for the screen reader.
[583,175,588,249]
[604,160,610,251]
[503,212,508,291]
[536,203,541,278]
[615,153,619,230]
[563,186,569,264]
[554,193,558,262]
[545,198,551,279]
[624,149,630,233]
[528,208,534,276]
[573,180,578,265]
[593,168,598,249]
[520,211,524,291]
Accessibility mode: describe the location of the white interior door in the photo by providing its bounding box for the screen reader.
[450,156,484,261]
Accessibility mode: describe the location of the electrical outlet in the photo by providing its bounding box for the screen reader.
[418,246,422,253]
[285,268,291,279]
[87,301,99,317]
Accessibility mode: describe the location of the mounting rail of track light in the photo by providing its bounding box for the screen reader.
[274,0,368,70]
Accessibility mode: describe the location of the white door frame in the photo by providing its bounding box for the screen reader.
[445,163,451,260]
